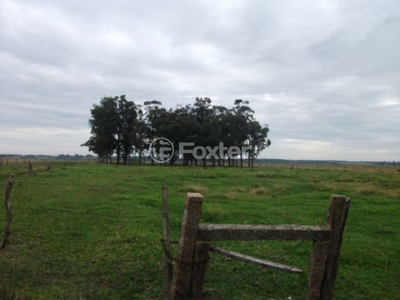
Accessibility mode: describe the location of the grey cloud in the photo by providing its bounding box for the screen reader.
[0,0,399,160]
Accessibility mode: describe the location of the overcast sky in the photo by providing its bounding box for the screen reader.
[1,0,399,161]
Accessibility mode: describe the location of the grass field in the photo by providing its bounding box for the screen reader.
[0,162,399,299]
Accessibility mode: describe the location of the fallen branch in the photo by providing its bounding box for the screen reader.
[1,174,15,251]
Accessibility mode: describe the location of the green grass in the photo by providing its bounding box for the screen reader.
[0,162,399,299]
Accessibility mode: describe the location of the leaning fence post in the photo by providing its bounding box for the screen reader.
[1,174,15,251]
[171,193,204,300]
[162,185,173,300]
[320,195,351,300]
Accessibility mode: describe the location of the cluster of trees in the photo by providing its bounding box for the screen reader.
[81,95,271,167]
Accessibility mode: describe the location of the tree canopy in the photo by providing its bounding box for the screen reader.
[82,96,271,167]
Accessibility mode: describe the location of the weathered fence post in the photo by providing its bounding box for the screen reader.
[307,241,329,300]
[171,193,204,300]
[162,185,173,300]
[1,174,15,251]
[320,195,351,300]
[191,241,210,299]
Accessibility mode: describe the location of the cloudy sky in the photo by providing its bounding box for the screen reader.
[1,0,399,161]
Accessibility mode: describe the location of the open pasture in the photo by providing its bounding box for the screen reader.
[0,162,399,299]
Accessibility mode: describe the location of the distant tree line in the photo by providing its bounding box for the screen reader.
[0,154,95,160]
[81,95,271,167]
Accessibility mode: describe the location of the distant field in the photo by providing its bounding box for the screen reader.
[0,162,399,299]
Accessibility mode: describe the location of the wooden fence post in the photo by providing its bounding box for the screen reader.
[307,241,329,300]
[320,195,351,300]
[191,241,210,299]
[162,185,173,300]
[1,174,15,251]
[171,193,204,300]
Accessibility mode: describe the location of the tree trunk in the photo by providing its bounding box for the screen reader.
[138,149,142,165]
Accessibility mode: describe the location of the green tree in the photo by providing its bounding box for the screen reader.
[232,99,255,167]
[116,95,137,165]
[135,100,163,164]
[83,95,271,167]
[81,97,119,163]
[210,105,233,166]
[246,120,271,167]
[147,104,199,165]
[190,97,215,166]
[82,95,138,165]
